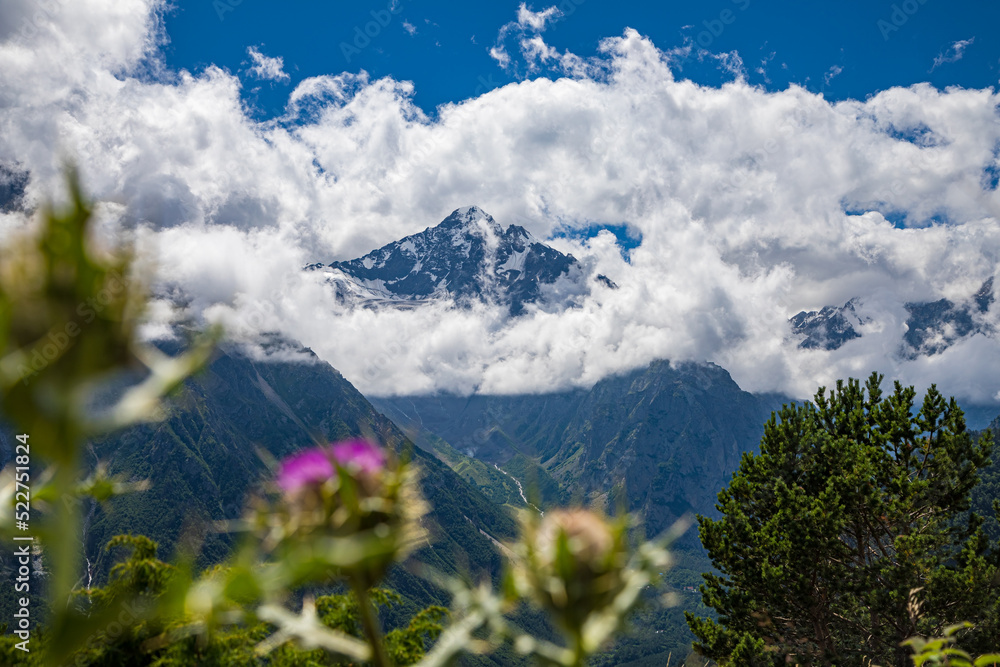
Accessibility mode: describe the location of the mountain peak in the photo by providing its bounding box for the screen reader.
[306,207,586,315]
[790,298,867,350]
[438,205,499,231]
[789,276,995,356]
[452,205,488,219]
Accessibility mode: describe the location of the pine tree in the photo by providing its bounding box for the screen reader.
[686,373,998,666]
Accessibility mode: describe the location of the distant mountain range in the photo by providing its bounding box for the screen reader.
[790,277,995,357]
[373,360,788,540]
[310,205,997,372]
[306,206,614,315]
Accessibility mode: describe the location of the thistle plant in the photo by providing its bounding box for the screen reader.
[0,169,217,665]
[512,510,629,645]
[221,439,427,666]
[504,509,683,666]
[256,440,426,583]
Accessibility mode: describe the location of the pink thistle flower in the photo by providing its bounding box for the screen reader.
[330,439,386,474]
[277,440,386,494]
[277,448,335,494]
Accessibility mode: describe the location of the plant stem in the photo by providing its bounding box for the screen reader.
[570,627,586,667]
[352,580,392,667]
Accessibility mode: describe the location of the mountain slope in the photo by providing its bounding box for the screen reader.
[306,206,587,315]
[81,339,518,598]
[902,277,995,357]
[371,396,567,511]
[374,360,788,538]
[373,361,786,663]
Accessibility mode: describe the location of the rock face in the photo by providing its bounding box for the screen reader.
[902,277,994,357]
[789,278,995,356]
[0,163,28,213]
[374,360,788,538]
[306,206,586,315]
[790,298,868,350]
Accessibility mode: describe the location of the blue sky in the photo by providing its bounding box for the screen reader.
[163,0,1000,116]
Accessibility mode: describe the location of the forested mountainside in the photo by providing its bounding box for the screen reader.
[89,341,516,581]
[0,340,521,638]
[371,360,788,664]
[375,360,788,539]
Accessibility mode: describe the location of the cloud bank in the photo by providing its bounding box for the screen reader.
[2,0,1000,410]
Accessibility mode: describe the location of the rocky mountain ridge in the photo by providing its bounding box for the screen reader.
[306,206,603,315]
[790,277,995,357]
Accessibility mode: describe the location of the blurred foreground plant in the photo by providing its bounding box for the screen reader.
[504,509,685,666]
[158,439,430,666]
[166,442,685,667]
[898,623,1000,667]
[0,169,216,663]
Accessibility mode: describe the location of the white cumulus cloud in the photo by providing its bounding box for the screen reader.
[489,2,585,74]
[247,46,290,82]
[1,1,1000,417]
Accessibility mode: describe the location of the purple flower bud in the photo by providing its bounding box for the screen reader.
[267,439,422,589]
[277,448,335,494]
[330,439,386,475]
[277,440,386,494]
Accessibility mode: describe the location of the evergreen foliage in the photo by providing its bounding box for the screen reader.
[687,374,1000,666]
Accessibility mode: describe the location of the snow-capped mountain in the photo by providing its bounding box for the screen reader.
[901,277,994,358]
[306,206,601,315]
[789,298,870,350]
[789,278,995,356]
